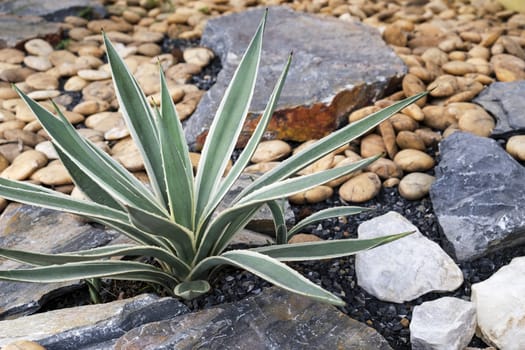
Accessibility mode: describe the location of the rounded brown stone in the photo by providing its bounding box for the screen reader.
[0,67,35,83]
[297,153,335,176]
[3,129,45,147]
[339,172,381,203]
[415,128,442,147]
[25,39,53,56]
[401,103,425,122]
[421,47,449,66]
[183,47,215,67]
[442,61,478,75]
[48,50,77,67]
[25,73,59,90]
[390,113,419,132]
[30,159,73,186]
[23,56,52,71]
[506,135,525,161]
[383,24,407,47]
[82,80,115,102]
[378,120,398,159]
[348,105,380,123]
[85,112,123,133]
[491,54,525,82]
[428,75,459,97]
[289,185,333,204]
[288,233,323,244]
[398,172,435,200]
[73,100,109,115]
[1,150,47,180]
[422,105,456,131]
[244,161,281,174]
[365,157,403,180]
[0,48,25,64]
[324,157,361,188]
[402,74,427,107]
[396,131,426,151]
[360,133,386,158]
[64,76,88,91]
[457,109,495,137]
[383,177,400,188]
[0,119,27,136]
[393,149,435,172]
[138,43,162,57]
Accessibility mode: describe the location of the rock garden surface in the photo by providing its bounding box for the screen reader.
[0,0,525,349]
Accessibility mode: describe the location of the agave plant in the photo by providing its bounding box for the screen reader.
[0,12,426,306]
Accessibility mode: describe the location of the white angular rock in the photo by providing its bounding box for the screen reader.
[472,257,525,350]
[410,297,476,350]
[356,211,463,303]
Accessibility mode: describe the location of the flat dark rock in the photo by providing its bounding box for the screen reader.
[430,132,525,261]
[474,81,525,137]
[114,287,393,349]
[0,204,124,320]
[184,6,406,150]
[0,294,189,349]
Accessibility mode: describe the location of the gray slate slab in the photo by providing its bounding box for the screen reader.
[114,287,393,350]
[0,15,61,49]
[0,204,123,320]
[474,81,525,137]
[0,0,104,18]
[430,132,525,261]
[184,6,406,149]
[0,294,189,349]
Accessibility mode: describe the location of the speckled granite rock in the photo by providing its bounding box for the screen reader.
[184,6,406,150]
[114,287,393,350]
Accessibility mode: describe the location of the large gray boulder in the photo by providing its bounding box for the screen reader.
[430,132,525,261]
[115,287,393,349]
[474,81,525,137]
[184,6,406,150]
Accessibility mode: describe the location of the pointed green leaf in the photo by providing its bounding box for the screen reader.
[54,146,123,211]
[104,33,167,206]
[0,261,179,291]
[237,156,380,206]
[267,200,288,244]
[252,232,413,261]
[0,245,190,278]
[157,68,195,229]
[199,53,292,229]
[174,280,210,300]
[288,206,369,237]
[14,86,166,216]
[190,250,345,306]
[194,10,267,224]
[126,205,194,262]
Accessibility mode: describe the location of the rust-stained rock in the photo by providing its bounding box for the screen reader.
[185,7,406,150]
